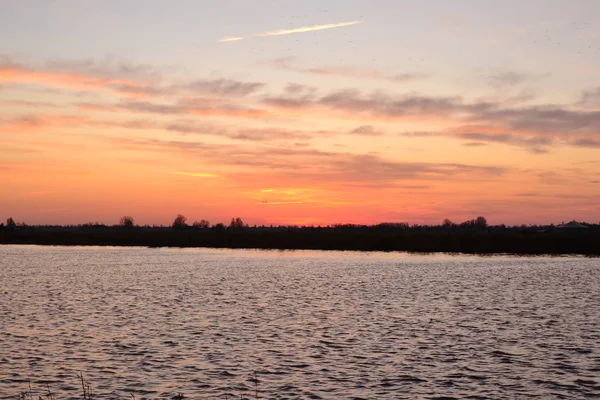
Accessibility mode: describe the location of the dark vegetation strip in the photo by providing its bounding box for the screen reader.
[2,225,599,255]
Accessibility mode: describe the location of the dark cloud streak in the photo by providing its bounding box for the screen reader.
[264,88,600,139]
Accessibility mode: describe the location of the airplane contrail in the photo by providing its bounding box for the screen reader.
[217,36,245,42]
[257,20,362,37]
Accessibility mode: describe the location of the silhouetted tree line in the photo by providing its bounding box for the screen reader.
[2,215,599,255]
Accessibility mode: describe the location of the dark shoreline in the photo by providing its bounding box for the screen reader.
[2,226,599,256]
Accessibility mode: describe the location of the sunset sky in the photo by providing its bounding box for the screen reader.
[1,0,599,226]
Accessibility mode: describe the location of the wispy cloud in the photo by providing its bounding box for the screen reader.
[463,142,488,147]
[172,171,220,178]
[0,100,62,108]
[261,189,298,195]
[569,138,600,148]
[484,71,547,89]
[579,87,600,109]
[348,125,383,136]
[217,36,245,42]
[260,201,304,205]
[456,132,553,154]
[0,114,89,134]
[0,55,165,98]
[44,55,162,80]
[108,137,508,188]
[266,57,428,83]
[264,87,600,138]
[100,100,270,119]
[258,20,362,37]
[175,78,265,97]
[1,56,265,101]
[0,65,143,94]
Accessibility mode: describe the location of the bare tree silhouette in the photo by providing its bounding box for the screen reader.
[228,217,246,231]
[119,216,135,228]
[192,219,210,228]
[172,214,188,230]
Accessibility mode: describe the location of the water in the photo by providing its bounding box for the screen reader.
[1,245,599,399]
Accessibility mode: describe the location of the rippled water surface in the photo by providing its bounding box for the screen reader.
[1,245,599,399]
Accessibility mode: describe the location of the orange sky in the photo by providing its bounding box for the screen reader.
[1,1,599,226]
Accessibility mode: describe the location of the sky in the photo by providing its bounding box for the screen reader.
[1,0,599,226]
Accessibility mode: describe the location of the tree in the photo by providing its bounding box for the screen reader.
[228,217,246,230]
[475,216,488,228]
[119,216,135,228]
[442,218,454,228]
[6,217,16,229]
[460,218,477,228]
[192,219,210,229]
[172,214,188,230]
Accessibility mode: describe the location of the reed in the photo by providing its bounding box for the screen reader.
[17,371,263,400]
